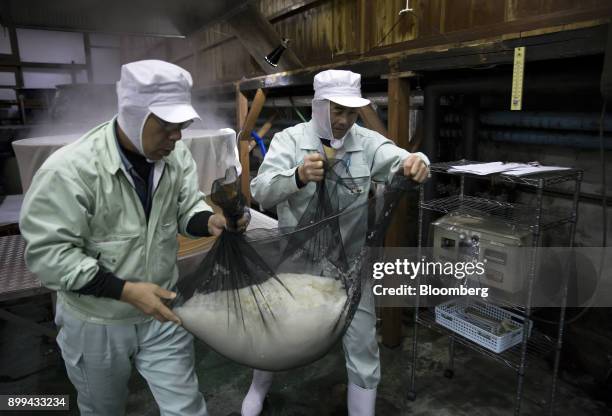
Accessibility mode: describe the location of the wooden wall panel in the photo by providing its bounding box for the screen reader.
[174,54,196,79]
[371,0,418,48]
[122,36,168,63]
[417,0,444,37]
[167,38,194,63]
[509,0,547,20]
[197,48,217,86]
[221,40,260,81]
[371,0,395,47]
[443,0,506,33]
[332,0,359,56]
[508,0,608,20]
[443,0,473,33]
[273,2,335,65]
[195,39,258,86]
[311,2,335,61]
[120,0,611,86]
[471,0,506,27]
[540,0,576,14]
[194,23,234,50]
[259,0,296,18]
[121,37,142,62]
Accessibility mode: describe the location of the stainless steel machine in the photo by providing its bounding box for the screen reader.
[431,213,532,293]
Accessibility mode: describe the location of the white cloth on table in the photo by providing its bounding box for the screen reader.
[181,128,241,195]
[12,128,240,195]
[12,135,80,194]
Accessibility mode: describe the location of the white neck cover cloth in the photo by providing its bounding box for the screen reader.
[311,70,370,150]
[311,99,344,149]
[116,60,200,158]
[117,107,149,156]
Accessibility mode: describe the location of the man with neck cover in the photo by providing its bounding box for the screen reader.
[20,60,248,416]
[243,70,429,416]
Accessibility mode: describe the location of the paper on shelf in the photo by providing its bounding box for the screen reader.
[447,162,524,175]
[503,166,571,176]
[447,162,571,176]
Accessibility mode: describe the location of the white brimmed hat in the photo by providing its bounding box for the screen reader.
[117,60,200,123]
[313,69,370,108]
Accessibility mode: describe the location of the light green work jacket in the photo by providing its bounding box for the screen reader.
[19,118,210,324]
[250,121,428,255]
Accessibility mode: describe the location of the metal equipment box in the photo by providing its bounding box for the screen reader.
[431,213,532,293]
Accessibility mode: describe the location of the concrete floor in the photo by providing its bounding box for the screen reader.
[0,294,610,416]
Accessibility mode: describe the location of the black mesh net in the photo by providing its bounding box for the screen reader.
[173,161,415,371]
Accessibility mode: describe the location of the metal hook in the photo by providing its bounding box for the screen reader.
[399,0,413,15]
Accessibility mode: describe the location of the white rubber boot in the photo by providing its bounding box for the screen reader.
[347,383,377,416]
[241,370,274,416]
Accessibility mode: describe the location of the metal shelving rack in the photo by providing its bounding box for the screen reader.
[408,159,583,416]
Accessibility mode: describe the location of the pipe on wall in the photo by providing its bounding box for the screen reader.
[423,71,601,162]
[439,128,612,150]
[480,129,612,150]
[480,111,612,132]
[439,127,612,149]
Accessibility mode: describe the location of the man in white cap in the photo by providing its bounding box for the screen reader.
[20,60,247,416]
[243,70,429,415]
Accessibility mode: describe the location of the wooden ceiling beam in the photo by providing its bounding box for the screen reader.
[226,3,303,75]
[237,24,607,91]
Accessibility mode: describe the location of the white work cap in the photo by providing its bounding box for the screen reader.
[117,59,200,123]
[313,70,370,108]
[116,60,200,156]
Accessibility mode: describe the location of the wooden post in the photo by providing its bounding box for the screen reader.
[240,88,267,140]
[358,104,388,137]
[237,88,268,205]
[250,113,278,152]
[358,0,372,56]
[236,85,250,205]
[257,112,277,138]
[387,77,411,147]
[380,75,412,348]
